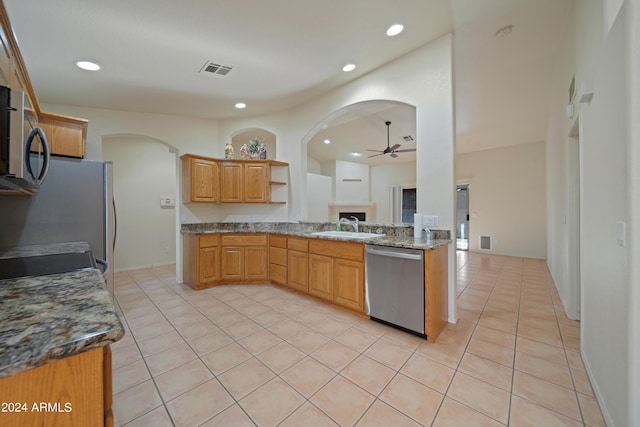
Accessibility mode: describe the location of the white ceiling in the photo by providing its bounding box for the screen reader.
[4,0,572,162]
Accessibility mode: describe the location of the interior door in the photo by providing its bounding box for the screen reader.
[456,185,469,250]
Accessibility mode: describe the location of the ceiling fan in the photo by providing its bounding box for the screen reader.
[367,121,416,158]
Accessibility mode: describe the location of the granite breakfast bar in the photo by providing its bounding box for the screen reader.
[0,243,124,427]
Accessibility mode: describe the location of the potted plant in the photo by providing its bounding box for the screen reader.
[248,138,262,159]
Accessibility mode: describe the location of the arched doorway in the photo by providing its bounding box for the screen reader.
[102,134,178,272]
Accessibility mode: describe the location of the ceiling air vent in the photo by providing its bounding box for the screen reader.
[200,61,234,78]
[402,135,414,142]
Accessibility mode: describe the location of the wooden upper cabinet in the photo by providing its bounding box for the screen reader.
[181,155,288,204]
[0,5,88,158]
[38,113,87,158]
[220,162,244,203]
[243,162,269,203]
[181,155,219,203]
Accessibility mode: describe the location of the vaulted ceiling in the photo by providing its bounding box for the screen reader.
[4,0,572,162]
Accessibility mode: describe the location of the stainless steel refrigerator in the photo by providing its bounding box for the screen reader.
[0,157,115,292]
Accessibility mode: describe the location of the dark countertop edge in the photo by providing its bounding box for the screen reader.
[181,228,451,250]
[0,328,124,379]
[0,241,92,259]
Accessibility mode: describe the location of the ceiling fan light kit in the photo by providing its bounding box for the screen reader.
[367,120,416,159]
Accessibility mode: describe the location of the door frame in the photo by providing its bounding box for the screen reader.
[566,117,582,320]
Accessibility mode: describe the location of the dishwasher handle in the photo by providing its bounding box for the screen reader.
[366,247,423,260]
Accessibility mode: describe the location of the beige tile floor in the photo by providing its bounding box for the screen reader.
[110,251,606,427]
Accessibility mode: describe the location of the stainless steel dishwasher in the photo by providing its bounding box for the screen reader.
[365,245,425,337]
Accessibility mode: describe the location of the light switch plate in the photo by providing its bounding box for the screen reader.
[160,196,176,207]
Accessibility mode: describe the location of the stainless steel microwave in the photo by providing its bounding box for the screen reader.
[0,85,50,192]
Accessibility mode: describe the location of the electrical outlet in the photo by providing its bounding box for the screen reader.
[423,215,439,227]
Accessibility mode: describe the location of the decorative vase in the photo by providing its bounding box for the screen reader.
[259,143,267,159]
[250,151,259,160]
[224,143,234,159]
[240,143,249,160]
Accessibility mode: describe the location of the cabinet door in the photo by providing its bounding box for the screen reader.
[221,246,243,279]
[245,246,268,280]
[220,162,243,203]
[190,158,218,202]
[287,250,308,292]
[308,254,333,301]
[334,259,365,312]
[243,163,269,203]
[199,246,220,284]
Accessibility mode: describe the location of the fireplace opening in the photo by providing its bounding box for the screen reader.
[339,212,366,221]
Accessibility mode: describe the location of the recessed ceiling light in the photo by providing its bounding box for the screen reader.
[235,102,247,109]
[324,139,331,144]
[74,60,101,71]
[386,24,404,37]
[342,64,356,72]
[351,152,361,156]
[494,24,514,38]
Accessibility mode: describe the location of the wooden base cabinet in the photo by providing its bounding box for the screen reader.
[287,237,308,292]
[183,233,220,290]
[269,235,287,285]
[308,254,333,301]
[0,346,113,427]
[425,245,449,342]
[220,234,268,282]
[307,240,365,314]
[333,258,364,312]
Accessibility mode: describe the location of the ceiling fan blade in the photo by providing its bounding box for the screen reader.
[368,153,385,158]
[394,148,416,153]
[366,149,384,152]
[390,143,401,151]
[390,152,398,158]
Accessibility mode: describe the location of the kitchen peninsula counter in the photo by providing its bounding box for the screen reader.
[182,222,451,342]
[181,221,451,249]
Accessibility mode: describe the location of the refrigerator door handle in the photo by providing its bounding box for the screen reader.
[113,198,117,250]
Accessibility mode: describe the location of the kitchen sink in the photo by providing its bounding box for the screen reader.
[311,231,385,239]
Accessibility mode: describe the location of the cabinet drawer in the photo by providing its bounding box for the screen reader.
[269,263,287,284]
[287,237,308,252]
[269,247,287,266]
[198,234,219,248]
[309,240,364,261]
[269,235,287,248]
[221,234,267,246]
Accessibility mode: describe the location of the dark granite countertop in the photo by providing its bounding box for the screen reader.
[0,241,92,259]
[0,243,124,379]
[181,222,451,250]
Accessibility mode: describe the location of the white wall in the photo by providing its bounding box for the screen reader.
[307,157,321,174]
[371,162,416,223]
[334,160,370,202]
[627,2,640,426]
[456,142,547,259]
[306,173,332,222]
[546,1,630,425]
[103,136,176,270]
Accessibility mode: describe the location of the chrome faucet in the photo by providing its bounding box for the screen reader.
[340,216,359,233]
